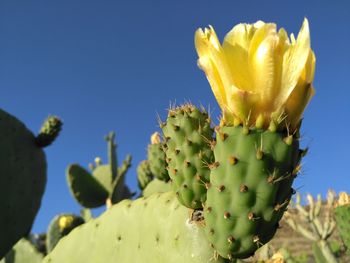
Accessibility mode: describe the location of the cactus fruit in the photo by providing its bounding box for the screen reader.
[142,178,172,198]
[44,192,230,263]
[204,126,301,259]
[46,214,85,252]
[137,160,153,190]
[147,132,169,181]
[66,132,133,209]
[334,192,350,253]
[0,110,61,258]
[161,104,214,209]
[0,238,44,263]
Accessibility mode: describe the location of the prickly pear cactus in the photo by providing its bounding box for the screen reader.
[205,126,301,259]
[162,104,214,209]
[46,214,85,252]
[0,111,61,258]
[0,238,43,263]
[142,178,172,198]
[147,132,169,181]
[195,18,315,260]
[334,192,350,253]
[44,192,230,263]
[66,132,132,208]
[137,160,153,190]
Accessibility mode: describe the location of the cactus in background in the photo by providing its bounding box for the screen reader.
[43,192,230,263]
[66,132,133,209]
[284,191,338,263]
[142,178,172,198]
[147,132,169,181]
[161,104,214,209]
[334,192,350,254]
[0,239,44,263]
[195,18,315,260]
[46,214,85,253]
[137,160,153,190]
[0,112,61,258]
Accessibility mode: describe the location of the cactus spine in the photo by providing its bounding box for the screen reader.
[162,104,214,209]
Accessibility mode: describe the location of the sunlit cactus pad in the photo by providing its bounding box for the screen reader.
[44,192,230,263]
[205,125,301,259]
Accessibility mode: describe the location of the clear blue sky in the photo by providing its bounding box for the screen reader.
[0,0,349,233]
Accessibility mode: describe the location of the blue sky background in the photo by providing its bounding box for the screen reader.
[0,0,349,233]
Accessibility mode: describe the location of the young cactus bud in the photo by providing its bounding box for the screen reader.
[36,115,63,147]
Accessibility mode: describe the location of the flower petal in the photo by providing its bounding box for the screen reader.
[279,18,311,108]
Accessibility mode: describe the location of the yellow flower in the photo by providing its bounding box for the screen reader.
[195,19,315,130]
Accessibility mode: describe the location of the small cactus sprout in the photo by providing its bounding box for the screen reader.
[284,191,337,263]
[35,115,63,147]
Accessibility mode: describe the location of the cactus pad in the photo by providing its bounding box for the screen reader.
[0,109,47,258]
[46,214,85,252]
[205,125,300,259]
[137,160,153,190]
[334,204,350,252]
[44,192,230,263]
[162,104,214,209]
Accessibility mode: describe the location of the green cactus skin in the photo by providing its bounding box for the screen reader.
[142,178,172,198]
[43,192,231,263]
[205,125,301,260]
[0,238,43,263]
[334,204,350,253]
[46,214,85,253]
[147,142,169,182]
[66,132,132,208]
[0,109,48,259]
[162,104,214,209]
[66,164,109,208]
[137,160,153,190]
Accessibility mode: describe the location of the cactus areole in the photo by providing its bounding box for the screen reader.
[195,19,315,259]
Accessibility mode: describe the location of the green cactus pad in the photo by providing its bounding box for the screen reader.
[137,160,153,190]
[66,164,109,208]
[205,125,300,259]
[44,192,230,263]
[147,143,169,181]
[162,104,214,209]
[334,204,350,252]
[0,238,44,263]
[46,214,85,253]
[0,109,47,258]
[142,178,172,197]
